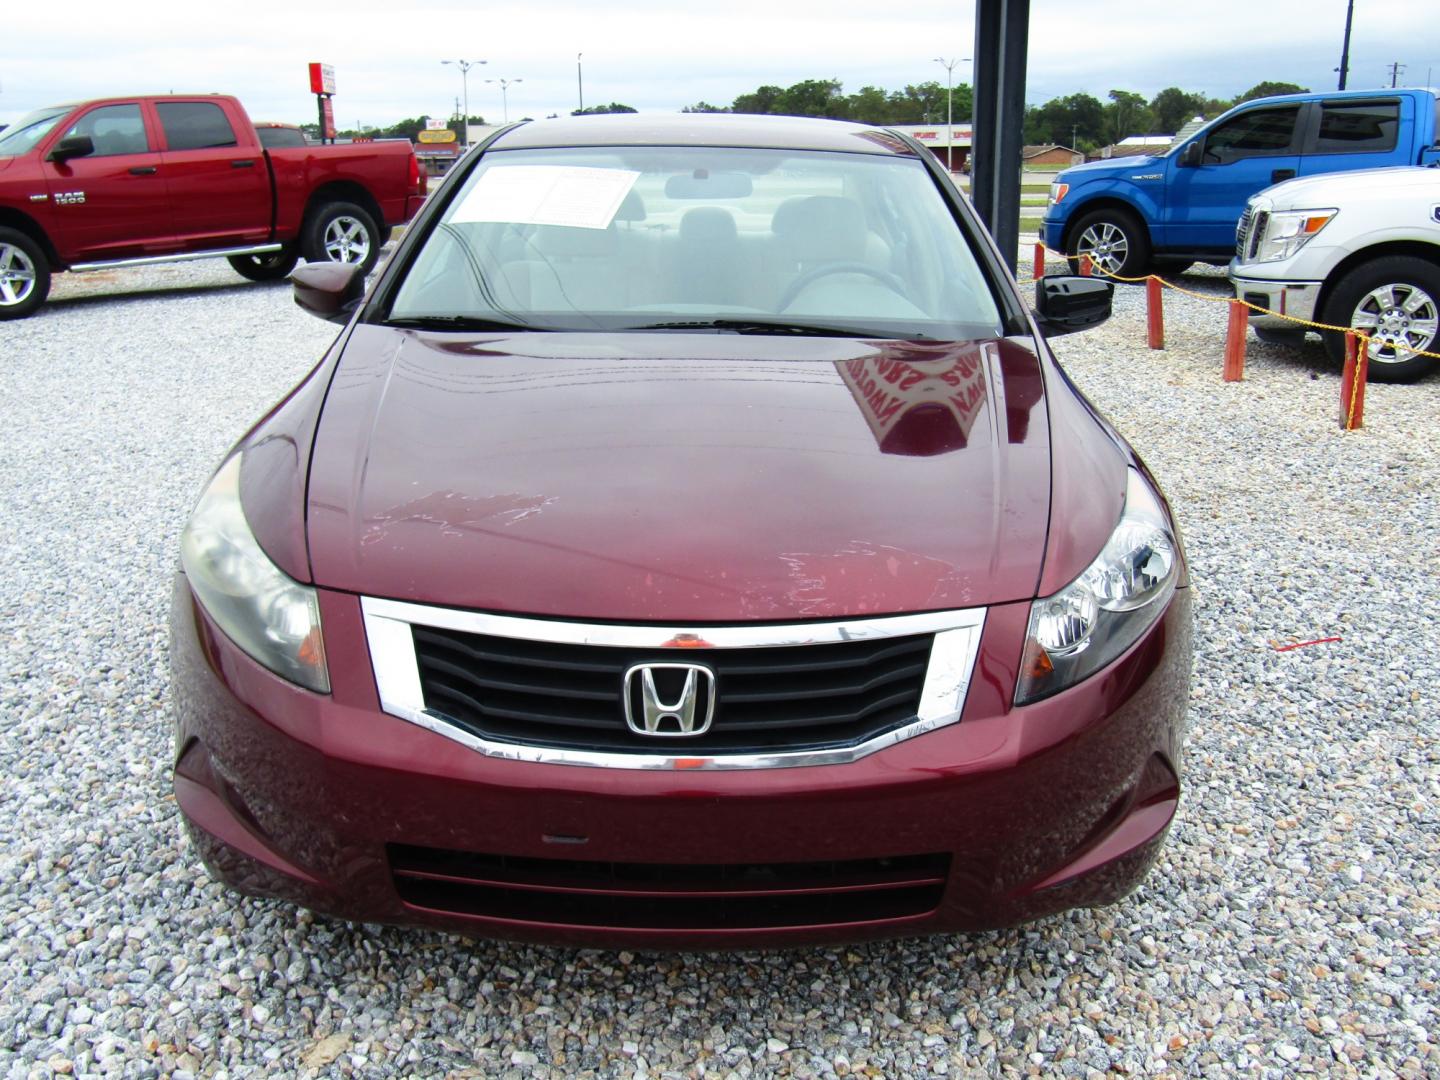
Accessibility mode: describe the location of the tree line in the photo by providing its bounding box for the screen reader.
[680,78,1310,149]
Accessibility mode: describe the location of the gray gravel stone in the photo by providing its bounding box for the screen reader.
[0,255,1436,1078]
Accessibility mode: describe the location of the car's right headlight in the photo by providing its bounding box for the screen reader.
[1048,181,1069,209]
[1251,208,1338,263]
[180,454,330,693]
[1015,469,1179,705]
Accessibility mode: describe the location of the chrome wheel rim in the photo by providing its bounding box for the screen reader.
[322,215,370,265]
[1350,282,1439,364]
[1075,221,1129,275]
[0,242,37,307]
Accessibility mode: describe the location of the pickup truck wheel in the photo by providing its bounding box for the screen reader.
[0,229,51,321]
[1067,209,1151,281]
[1322,257,1440,383]
[303,202,380,275]
[227,248,299,282]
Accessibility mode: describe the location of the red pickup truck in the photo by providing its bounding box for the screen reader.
[0,94,427,319]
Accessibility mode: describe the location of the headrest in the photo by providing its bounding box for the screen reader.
[771,196,867,262]
[615,189,646,222]
[679,206,737,244]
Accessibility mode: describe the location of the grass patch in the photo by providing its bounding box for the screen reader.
[1019,217,1045,234]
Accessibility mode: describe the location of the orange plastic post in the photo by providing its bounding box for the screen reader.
[1078,254,1092,277]
[1340,332,1367,430]
[1146,276,1164,350]
[1223,300,1247,381]
[1033,242,1045,279]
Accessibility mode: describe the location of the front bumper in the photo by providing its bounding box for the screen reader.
[170,576,1192,948]
[1229,268,1322,331]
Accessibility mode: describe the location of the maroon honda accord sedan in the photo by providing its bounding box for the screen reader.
[170,113,1191,948]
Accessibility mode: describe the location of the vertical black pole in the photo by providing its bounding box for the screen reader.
[316,95,325,145]
[1337,0,1354,90]
[971,0,1031,273]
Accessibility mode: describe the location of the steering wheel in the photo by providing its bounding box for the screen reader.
[777,262,909,312]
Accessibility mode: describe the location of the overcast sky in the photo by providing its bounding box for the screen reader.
[2,0,1436,130]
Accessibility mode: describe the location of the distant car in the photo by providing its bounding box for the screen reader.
[171,113,1191,948]
[0,94,426,318]
[254,122,309,149]
[1231,165,1440,382]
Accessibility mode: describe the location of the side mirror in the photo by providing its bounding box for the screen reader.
[1178,141,1202,168]
[1033,275,1113,336]
[292,262,365,324]
[46,134,95,163]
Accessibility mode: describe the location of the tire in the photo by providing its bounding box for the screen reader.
[1150,257,1193,276]
[0,228,52,320]
[1321,256,1440,383]
[1066,208,1151,281]
[301,201,380,276]
[227,247,299,282]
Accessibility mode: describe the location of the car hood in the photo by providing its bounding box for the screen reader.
[305,326,1054,622]
[1059,154,1165,183]
[1259,165,1440,207]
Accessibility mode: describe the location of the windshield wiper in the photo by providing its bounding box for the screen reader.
[382,315,545,332]
[622,318,930,339]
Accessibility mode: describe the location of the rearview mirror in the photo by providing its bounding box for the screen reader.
[1178,141,1202,168]
[292,262,365,324]
[46,135,95,163]
[1033,275,1113,336]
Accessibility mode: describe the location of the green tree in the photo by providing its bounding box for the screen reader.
[842,85,896,124]
[898,81,949,124]
[1149,87,1208,133]
[572,103,637,115]
[732,85,784,114]
[1235,81,1309,103]
[778,78,846,118]
[682,101,729,113]
[1106,89,1154,143]
[1024,93,1105,147]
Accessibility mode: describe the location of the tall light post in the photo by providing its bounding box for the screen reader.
[577,53,584,113]
[442,59,486,149]
[487,77,523,124]
[933,57,971,171]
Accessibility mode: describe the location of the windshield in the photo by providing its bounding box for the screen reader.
[0,108,69,158]
[386,145,1003,339]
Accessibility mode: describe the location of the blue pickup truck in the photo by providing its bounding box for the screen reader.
[1041,88,1440,278]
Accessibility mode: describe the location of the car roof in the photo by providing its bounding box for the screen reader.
[489,113,920,157]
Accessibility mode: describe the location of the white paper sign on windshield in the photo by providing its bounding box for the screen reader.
[451,165,641,230]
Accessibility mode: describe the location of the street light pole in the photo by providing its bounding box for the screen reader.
[487,78,523,124]
[442,59,487,149]
[577,53,584,113]
[933,57,970,171]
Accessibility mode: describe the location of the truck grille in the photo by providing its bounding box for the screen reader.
[411,626,932,754]
[1237,207,1269,262]
[389,845,950,929]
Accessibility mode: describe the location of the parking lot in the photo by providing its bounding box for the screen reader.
[1,259,1436,1078]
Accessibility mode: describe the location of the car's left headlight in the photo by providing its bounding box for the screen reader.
[180,454,330,693]
[1251,208,1337,263]
[1048,181,1069,209]
[1015,469,1179,705]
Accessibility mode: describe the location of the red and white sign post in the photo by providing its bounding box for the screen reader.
[309,63,337,143]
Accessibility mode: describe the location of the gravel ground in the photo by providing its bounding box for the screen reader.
[1,256,1437,1079]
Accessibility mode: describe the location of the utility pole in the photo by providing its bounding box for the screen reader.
[1336,0,1354,90]
[1388,61,1406,88]
[933,57,969,171]
[442,59,486,149]
[577,53,584,113]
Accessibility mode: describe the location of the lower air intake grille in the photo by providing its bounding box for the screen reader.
[389,845,950,929]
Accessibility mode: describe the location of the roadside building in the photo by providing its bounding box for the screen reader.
[1022,144,1082,167]
[887,123,973,171]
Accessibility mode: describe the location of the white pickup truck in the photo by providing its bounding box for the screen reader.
[1229,166,1440,382]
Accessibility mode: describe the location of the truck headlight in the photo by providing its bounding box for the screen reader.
[1252,208,1337,263]
[180,454,330,693]
[1048,182,1069,209]
[1015,469,1179,705]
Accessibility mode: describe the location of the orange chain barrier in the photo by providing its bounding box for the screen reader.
[1021,243,1440,427]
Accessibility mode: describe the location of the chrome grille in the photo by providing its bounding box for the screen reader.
[361,598,987,769]
[412,627,932,753]
[1236,205,1254,259]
